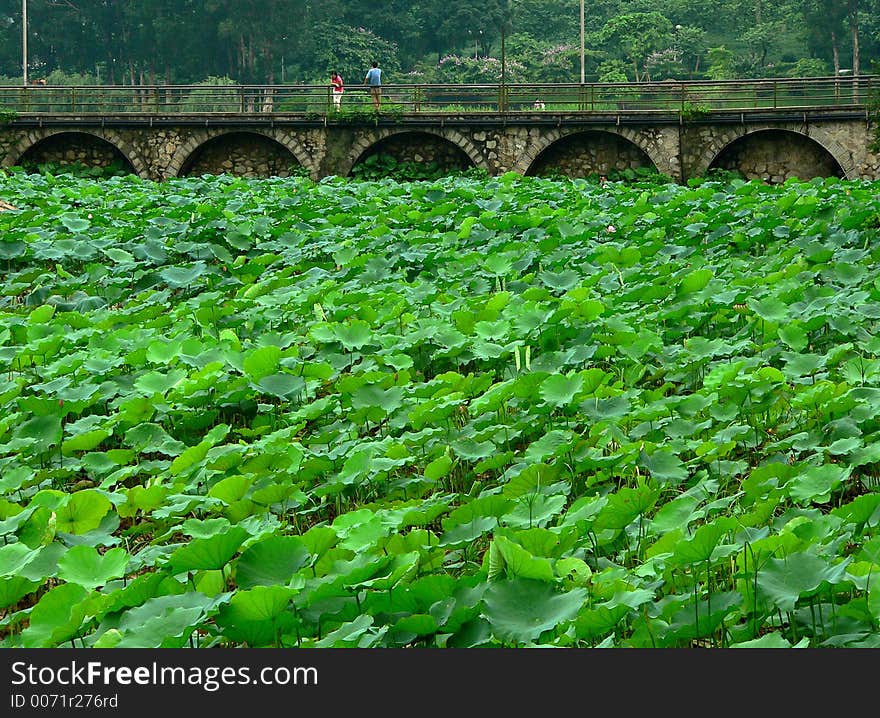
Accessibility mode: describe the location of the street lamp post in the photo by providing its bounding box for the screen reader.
[22,0,28,86]
[579,0,585,84]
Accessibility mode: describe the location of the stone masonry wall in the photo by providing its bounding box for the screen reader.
[1,117,878,183]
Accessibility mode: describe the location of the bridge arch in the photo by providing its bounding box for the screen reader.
[168,129,315,179]
[696,125,853,181]
[515,127,667,178]
[342,128,485,178]
[2,129,147,178]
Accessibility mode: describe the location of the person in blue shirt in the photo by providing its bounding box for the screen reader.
[364,61,382,110]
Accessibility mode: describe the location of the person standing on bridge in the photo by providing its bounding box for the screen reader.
[330,71,344,111]
[364,61,382,111]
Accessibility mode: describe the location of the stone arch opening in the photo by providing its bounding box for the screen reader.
[179,132,303,178]
[525,131,658,179]
[708,129,844,182]
[17,132,135,175]
[350,131,475,178]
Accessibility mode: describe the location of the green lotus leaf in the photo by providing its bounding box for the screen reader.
[351,384,404,413]
[678,268,714,294]
[350,551,419,590]
[207,474,253,505]
[124,422,186,456]
[117,485,168,518]
[502,463,557,499]
[539,269,580,292]
[28,304,56,324]
[55,490,112,535]
[491,535,555,582]
[393,613,438,638]
[451,438,495,461]
[0,239,26,259]
[0,466,34,493]
[17,542,66,582]
[14,415,62,454]
[102,247,136,264]
[146,339,183,364]
[166,526,249,573]
[0,542,42,577]
[670,516,739,566]
[439,516,497,547]
[313,615,377,647]
[225,585,295,622]
[831,494,880,529]
[650,494,702,534]
[756,551,852,612]
[256,372,306,400]
[638,448,688,485]
[483,578,586,644]
[593,483,660,532]
[134,369,186,396]
[57,545,129,590]
[424,454,453,482]
[243,345,282,381]
[788,464,848,505]
[504,494,568,529]
[60,214,91,233]
[20,582,94,648]
[573,604,630,641]
[62,428,113,455]
[730,633,808,648]
[540,373,583,409]
[115,593,224,648]
[0,575,41,609]
[169,439,211,476]
[337,449,373,485]
[333,321,373,350]
[524,429,577,463]
[235,536,311,588]
[160,262,207,288]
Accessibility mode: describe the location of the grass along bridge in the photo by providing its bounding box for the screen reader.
[1,76,878,182]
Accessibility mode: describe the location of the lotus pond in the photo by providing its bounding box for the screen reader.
[2,169,880,648]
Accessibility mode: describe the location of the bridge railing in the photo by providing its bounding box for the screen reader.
[0,76,875,116]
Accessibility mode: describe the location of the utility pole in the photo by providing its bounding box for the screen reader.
[579,0,585,83]
[22,0,28,86]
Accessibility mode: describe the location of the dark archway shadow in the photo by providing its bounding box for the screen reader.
[180,132,303,178]
[708,129,844,182]
[350,132,474,179]
[18,132,135,175]
[526,131,657,179]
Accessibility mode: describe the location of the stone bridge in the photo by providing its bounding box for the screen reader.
[1,110,878,183]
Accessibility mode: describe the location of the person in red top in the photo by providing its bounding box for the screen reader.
[330,71,344,111]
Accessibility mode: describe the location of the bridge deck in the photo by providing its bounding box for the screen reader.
[1,76,876,119]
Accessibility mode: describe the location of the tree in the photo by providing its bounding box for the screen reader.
[598,12,673,81]
[801,0,848,76]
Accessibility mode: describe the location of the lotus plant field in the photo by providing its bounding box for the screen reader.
[2,168,880,649]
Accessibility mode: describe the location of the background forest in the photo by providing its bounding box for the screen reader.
[0,1,878,87]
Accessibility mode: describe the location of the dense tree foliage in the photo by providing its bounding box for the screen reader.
[0,0,877,85]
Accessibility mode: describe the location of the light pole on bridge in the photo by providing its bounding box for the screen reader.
[22,0,28,87]
[579,0,584,84]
